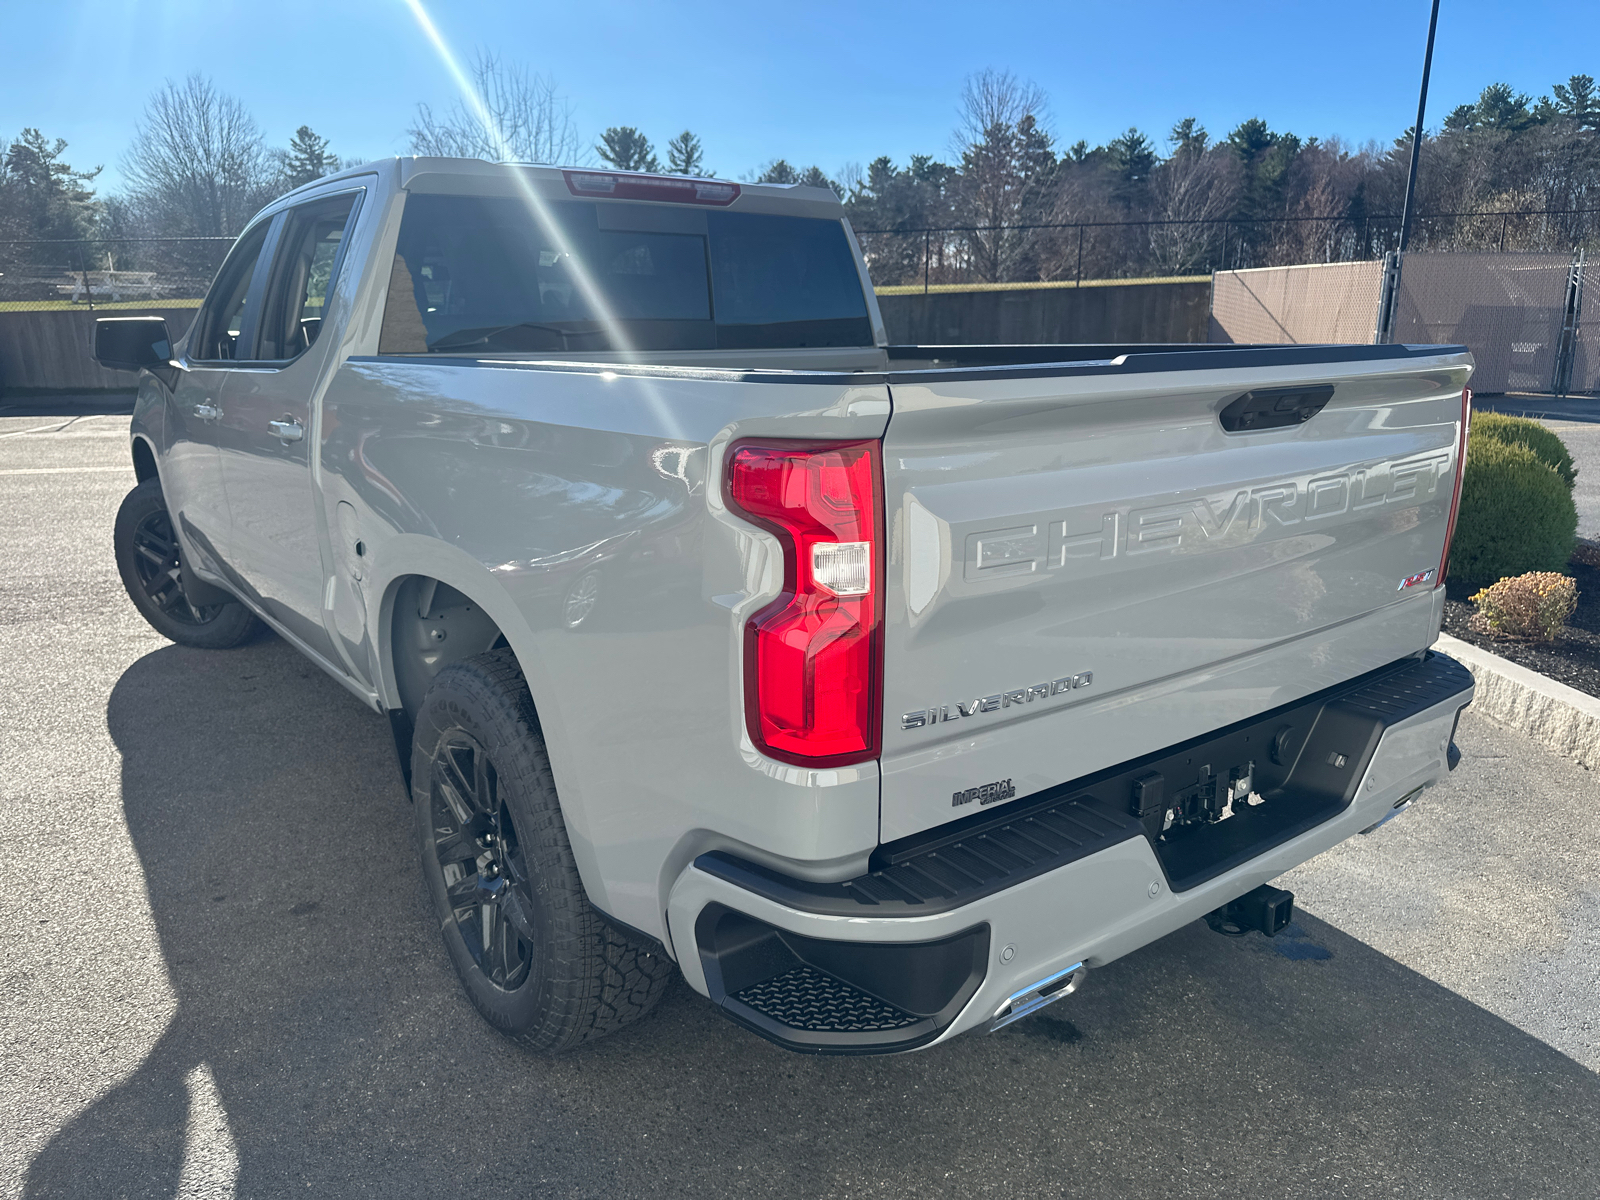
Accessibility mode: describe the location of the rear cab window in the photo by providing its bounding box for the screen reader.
[377,195,872,355]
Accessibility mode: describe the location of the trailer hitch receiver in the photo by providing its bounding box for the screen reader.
[1205,884,1294,937]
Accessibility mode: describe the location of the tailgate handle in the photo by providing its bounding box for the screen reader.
[1219,385,1334,433]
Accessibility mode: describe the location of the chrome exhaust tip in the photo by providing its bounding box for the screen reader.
[1360,784,1427,835]
[989,962,1086,1032]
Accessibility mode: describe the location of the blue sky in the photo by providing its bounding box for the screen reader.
[5,0,1597,192]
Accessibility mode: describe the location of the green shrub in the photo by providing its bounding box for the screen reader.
[1470,412,1577,489]
[1448,437,1577,584]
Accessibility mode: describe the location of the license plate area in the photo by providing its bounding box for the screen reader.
[873,651,1471,895]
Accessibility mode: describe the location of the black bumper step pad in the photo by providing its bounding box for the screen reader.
[733,965,923,1034]
[698,795,1139,919]
[697,651,1474,914]
[696,905,989,1054]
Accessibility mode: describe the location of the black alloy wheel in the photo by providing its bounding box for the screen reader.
[113,477,261,649]
[411,649,674,1052]
[129,505,225,628]
[428,732,536,990]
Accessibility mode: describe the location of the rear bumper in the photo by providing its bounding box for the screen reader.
[667,652,1473,1054]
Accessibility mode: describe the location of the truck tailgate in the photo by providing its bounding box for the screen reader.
[878,350,1472,842]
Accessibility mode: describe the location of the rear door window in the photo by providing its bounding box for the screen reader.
[378,195,871,355]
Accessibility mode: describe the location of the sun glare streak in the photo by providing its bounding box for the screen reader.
[400,0,654,380]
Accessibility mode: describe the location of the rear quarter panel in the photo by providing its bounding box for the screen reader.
[318,358,890,944]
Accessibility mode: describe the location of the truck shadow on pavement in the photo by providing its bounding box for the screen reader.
[25,637,1600,1199]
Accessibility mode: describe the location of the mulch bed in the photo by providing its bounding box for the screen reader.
[1442,549,1600,699]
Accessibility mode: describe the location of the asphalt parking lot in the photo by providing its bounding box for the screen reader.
[2,404,1598,1199]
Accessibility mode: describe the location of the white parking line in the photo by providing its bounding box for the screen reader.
[0,414,123,438]
[0,466,129,475]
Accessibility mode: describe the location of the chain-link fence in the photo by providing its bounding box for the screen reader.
[3,210,1596,304]
[1390,253,1576,394]
[1212,251,1597,395]
[1210,261,1385,345]
[0,236,232,307]
[854,207,1600,291]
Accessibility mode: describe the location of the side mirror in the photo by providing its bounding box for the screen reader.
[95,316,173,372]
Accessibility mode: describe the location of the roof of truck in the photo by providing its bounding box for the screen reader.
[285,156,845,219]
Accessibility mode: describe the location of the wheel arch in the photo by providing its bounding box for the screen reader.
[369,545,542,712]
[370,540,609,911]
[130,435,158,484]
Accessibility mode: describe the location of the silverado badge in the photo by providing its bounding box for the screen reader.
[901,672,1093,731]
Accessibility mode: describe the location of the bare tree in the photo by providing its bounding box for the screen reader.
[952,68,1049,163]
[408,51,583,165]
[1030,166,1118,281]
[1147,141,1239,273]
[949,70,1055,281]
[120,75,274,237]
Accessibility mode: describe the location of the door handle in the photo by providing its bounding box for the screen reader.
[193,402,220,421]
[268,417,305,443]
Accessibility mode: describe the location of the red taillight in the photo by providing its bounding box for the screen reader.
[725,439,883,767]
[1436,386,1472,586]
[563,170,740,206]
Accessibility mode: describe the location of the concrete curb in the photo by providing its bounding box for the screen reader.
[1436,633,1600,771]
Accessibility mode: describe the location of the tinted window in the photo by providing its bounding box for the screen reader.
[258,193,359,360]
[709,212,871,337]
[193,221,271,361]
[378,196,871,355]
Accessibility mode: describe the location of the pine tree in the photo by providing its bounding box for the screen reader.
[796,165,842,197]
[755,159,800,184]
[283,125,339,189]
[1226,118,1301,222]
[1474,84,1536,133]
[1,129,101,242]
[665,130,706,176]
[1552,74,1600,131]
[596,127,660,173]
[1169,118,1209,157]
[1106,127,1155,209]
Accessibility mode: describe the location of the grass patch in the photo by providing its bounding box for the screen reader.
[874,275,1209,296]
[0,298,204,313]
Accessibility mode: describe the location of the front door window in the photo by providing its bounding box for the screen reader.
[256,194,359,361]
[192,221,272,361]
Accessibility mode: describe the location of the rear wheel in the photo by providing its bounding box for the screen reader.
[113,478,260,649]
[412,649,673,1052]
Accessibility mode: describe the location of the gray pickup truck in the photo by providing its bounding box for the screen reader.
[96,158,1476,1056]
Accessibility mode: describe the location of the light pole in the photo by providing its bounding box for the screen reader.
[1378,0,1442,343]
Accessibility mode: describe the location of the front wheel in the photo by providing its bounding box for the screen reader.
[412,649,674,1052]
[113,478,261,649]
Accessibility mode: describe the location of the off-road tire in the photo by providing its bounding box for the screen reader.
[113,478,261,649]
[412,648,674,1052]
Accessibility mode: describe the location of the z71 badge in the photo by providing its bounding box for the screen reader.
[901,671,1093,731]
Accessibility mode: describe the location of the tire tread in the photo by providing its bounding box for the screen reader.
[413,648,673,1053]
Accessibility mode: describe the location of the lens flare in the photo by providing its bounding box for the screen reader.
[401,0,649,376]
